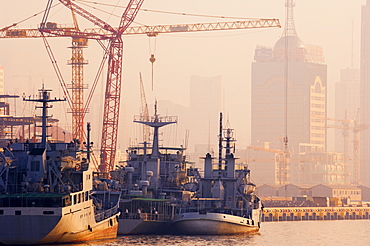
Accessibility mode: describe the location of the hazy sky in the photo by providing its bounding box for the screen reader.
[0,0,366,153]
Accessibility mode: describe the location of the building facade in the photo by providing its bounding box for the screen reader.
[251,40,327,153]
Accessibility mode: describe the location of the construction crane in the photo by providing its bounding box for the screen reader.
[2,3,281,173]
[1,19,281,38]
[39,0,145,173]
[68,6,88,146]
[323,110,368,185]
[248,145,289,185]
[1,17,281,145]
[139,73,150,143]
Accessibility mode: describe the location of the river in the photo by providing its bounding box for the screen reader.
[56,220,370,246]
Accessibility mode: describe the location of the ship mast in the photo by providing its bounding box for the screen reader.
[134,102,177,158]
[23,86,66,148]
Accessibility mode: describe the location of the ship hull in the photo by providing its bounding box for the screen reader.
[0,205,119,245]
[118,218,171,235]
[172,212,259,235]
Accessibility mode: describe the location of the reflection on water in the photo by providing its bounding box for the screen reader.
[49,220,370,246]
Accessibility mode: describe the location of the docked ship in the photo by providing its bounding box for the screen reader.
[0,87,120,245]
[172,113,263,235]
[109,104,195,234]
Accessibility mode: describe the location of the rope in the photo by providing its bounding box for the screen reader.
[76,0,261,20]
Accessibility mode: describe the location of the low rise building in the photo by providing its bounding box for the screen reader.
[311,184,361,201]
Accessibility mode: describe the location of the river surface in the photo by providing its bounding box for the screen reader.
[55,220,370,246]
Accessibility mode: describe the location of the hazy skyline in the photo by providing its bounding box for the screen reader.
[0,0,365,153]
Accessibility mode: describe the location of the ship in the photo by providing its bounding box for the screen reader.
[109,104,195,234]
[0,87,120,245]
[172,113,263,235]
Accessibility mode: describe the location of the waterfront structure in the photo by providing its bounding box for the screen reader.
[256,184,280,197]
[262,206,370,222]
[277,184,302,197]
[357,185,370,201]
[360,0,370,185]
[257,183,363,202]
[311,184,361,202]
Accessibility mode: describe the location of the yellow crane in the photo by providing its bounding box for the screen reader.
[248,145,289,185]
[313,110,368,184]
[139,72,150,144]
[1,19,281,38]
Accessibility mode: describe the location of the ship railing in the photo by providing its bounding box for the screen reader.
[120,212,172,221]
[95,204,119,222]
[179,207,251,217]
[142,213,172,221]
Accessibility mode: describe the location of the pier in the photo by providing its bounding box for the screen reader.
[262,207,370,222]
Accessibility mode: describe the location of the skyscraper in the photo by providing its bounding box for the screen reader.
[249,0,347,185]
[360,0,370,185]
[251,0,327,153]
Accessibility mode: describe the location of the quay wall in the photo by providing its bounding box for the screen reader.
[262,207,370,222]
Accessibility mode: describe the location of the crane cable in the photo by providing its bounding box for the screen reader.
[76,0,261,20]
[1,3,61,31]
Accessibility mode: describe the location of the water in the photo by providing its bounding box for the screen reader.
[56,220,370,246]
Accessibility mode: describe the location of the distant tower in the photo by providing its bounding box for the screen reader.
[284,0,297,37]
[360,0,370,185]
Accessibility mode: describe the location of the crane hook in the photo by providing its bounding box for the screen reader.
[150,54,156,90]
[149,54,156,64]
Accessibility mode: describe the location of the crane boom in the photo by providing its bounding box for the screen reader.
[98,0,144,173]
[0,19,281,39]
[53,0,115,32]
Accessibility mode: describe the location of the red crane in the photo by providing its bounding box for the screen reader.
[34,1,280,174]
[40,0,144,173]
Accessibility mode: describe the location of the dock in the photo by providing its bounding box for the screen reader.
[262,207,370,222]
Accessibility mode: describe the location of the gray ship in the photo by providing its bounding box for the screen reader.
[172,113,263,235]
[109,104,195,234]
